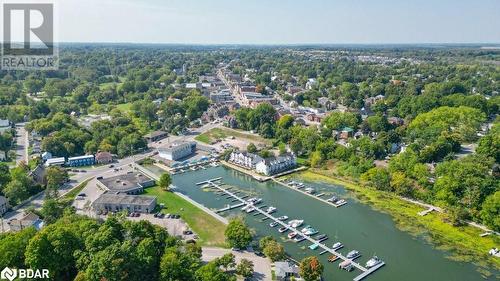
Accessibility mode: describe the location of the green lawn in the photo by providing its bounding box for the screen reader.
[144,186,227,247]
[195,127,273,145]
[115,103,133,113]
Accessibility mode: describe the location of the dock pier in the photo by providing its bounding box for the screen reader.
[197,178,385,280]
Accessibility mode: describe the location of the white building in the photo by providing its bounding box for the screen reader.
[255,154,296,176]
[45,157,66,167]
[159,141,196,161]
[229,151,263,169]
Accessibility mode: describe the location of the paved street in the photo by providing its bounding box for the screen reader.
[202,247,272,281]
[14,123,28,165]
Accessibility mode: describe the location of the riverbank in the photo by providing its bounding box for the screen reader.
[295,169,500,277]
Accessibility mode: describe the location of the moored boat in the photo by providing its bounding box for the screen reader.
[309,243,319,250]
[278,226,289,233]
[266,206,276,214]
[277,216,288,221]
[294,235,306,242]
[287,219,304,228]
[269,222,279,227]
[331,242,344,250]
[365,256,382,268]
[288,232,298,239]
[346,250,361,259]
[328,255,339,262]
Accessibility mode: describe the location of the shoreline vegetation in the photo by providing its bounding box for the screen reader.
[294,169,500,277]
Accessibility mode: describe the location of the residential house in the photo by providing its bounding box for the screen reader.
[318,97,335,110]
[388,117,404,126]
[305,78,318,90]
[274,261,299,281]
[340,127,354,139]
[8,212,44,231]
[95,151,113,164]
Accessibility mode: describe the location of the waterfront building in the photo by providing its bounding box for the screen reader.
[255,153,296,176]
[92,193,157,214]
[67,155,95,167]
[158,141,196,161]
[229,151,263,169]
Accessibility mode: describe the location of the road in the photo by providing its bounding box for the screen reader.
[14,123,28,165]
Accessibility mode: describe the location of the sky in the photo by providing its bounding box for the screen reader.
[53,0,500,44]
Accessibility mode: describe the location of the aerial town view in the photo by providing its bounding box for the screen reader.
[0,1,499,281]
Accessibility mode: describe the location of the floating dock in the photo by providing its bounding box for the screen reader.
[216,203,246,213]
[274,179,348,208]
[197,178,385,280]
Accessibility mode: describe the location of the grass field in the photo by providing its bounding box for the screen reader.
[62,178,92,202]
[144,185,227,247]
[296,170,500,276]
[195,127,272,145]
[115,103,133,113]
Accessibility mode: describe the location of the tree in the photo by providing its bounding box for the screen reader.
[41,199,67,224]
[0,227,37,268]
[195,262,234,281]
[236,259,254,280]
[299,256,324,281]
[215,253,236,271]
[45,166,69,190]
[247,143,257,153]
[262,240,285,262]
[224,218,252,249]
[361,167,391,191]
[390,172,414,197]
[158,173,172,191]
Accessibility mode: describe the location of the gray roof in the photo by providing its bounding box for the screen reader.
[94,193,156,206]
[98,172,153,193]
[274,261,298,277]
[0,119,9,127]
[0,196,7,205]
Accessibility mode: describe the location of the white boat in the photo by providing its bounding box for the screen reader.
[305,187,315,194]
[365,256,382,268]
[246,207,255,213]
[287,219,304,228]
[269,222,279,227]
[327,196,338,202]
[301,225,312,233]
[278,226,288,233]
[288,232,299,239]
[303,228,318,236]
[335,199,347,205]
[266,206,277,214]
[277,216,288,221]
[332,242,344,250]
[241,205,250,211]
[346,250,361,259]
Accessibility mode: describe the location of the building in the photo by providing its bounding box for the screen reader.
[29,165,46,185]
[0,151,6,161]
[229,151,263,169]
[339,127,354,139]
[67,155,95,167]
[305,78,318,90]
[144,130,168,142]
[158,141,196,161]
[8,212,44,231]
[274,261,299,281]
[93,193,157,214]
[0,119,11,134]
[0,196,8,215]
[388,117,404,126]
[41,151,52,161]
[210,90,234,104]
[255,154,296,176]
[45,157,66,167]
[97,172,155,195]
[95,151,113,164]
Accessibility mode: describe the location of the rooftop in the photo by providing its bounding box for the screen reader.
[98,172,153,192]
[94,193,156,205]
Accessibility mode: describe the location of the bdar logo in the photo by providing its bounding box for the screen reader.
[1,267,17,281]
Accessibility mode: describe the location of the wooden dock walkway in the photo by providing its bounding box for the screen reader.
[273,179,347,208]
[196,178,386,281]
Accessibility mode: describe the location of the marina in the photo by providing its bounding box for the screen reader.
[197,177,384,280]
[275,179,348,208]
[168,166,495,281]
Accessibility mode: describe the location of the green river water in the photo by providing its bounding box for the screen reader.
[169,166,497,281]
